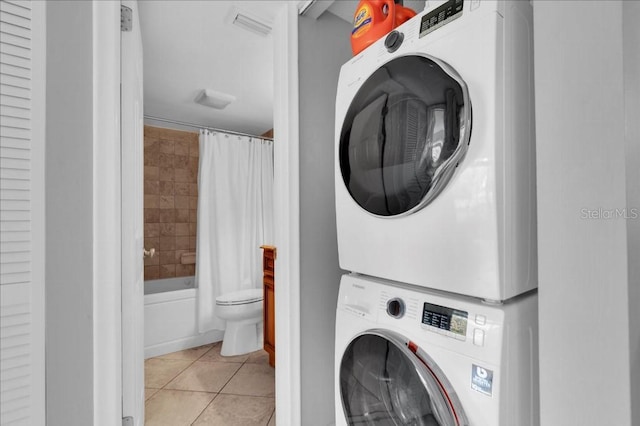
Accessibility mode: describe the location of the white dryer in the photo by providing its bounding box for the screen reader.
[335,0,537,301]
[335,273,538,426]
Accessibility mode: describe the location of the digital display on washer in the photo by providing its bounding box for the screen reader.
[420,0,464,38]
[422,302,468,336]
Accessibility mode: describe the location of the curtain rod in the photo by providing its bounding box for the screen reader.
[143,115,273,141]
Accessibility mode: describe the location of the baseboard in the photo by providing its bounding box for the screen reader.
[144,330,224,359]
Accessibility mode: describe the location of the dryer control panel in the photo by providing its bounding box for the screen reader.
[421,302,468,341]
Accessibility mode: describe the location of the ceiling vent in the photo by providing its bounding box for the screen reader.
[227,7,272,36]
[194,89,236,110]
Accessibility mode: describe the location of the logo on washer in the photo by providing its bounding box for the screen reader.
[471,364,493,396]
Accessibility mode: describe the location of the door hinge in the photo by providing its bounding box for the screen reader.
[122,416,134,426]
[121,5,132,32]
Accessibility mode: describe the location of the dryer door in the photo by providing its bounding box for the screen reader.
[339,55,471,217]
[339,330,468,426]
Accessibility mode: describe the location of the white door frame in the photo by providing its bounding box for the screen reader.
[91,1,302,425]
[273,3,301,425]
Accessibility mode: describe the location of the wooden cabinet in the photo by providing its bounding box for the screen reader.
[261,245,276,367]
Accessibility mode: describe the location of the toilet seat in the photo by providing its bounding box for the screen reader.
[216,289,263,306]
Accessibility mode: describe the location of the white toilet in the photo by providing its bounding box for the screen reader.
[215,288,264,356]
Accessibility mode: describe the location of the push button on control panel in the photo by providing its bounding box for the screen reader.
[473,329,485,346]
[384,30,404,53]
[475,314,486,325]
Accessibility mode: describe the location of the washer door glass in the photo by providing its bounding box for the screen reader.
[339,332,466,426]
[339,55,471,217]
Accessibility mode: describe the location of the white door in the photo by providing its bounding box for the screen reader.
[121,0,145,424]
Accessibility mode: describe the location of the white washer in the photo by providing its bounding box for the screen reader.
[335,273,538,426]
[335,0,537,301]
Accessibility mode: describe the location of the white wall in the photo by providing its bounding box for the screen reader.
[534,2,637,425]
[46,1,95,423]
[623,2,640,424]
[298,12,351,425]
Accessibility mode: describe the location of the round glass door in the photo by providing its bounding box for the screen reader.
[339,55,471,217]
[339,331,467,426]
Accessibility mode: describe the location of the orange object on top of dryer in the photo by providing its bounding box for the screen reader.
[350,0,417,56]
[350,0,396,55]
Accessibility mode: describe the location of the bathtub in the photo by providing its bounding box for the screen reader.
[144,276,223,358]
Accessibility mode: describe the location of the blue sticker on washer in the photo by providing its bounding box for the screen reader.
[471,364,493,396]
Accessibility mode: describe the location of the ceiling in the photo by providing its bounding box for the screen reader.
[139,1,426,136]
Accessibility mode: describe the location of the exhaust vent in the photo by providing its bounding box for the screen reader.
[194,89,236,110]
[228,7,272,36]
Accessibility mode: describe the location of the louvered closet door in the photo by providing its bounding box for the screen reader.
[0,1,45,425]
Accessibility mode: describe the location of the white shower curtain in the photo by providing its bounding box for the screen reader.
[196,130,274,333]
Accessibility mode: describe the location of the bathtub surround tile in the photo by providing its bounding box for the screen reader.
[175,195,190,209]
[175,249,189,262]
[221,363,275,397]
[159,251,176,265]
[159,152,173,168]
[144,266,160,280]
[145,223,160,238]
[144,180,160,195]
[144,358,193,388]
[145,237,160,249]
[145,389,215,426]
[175,223,190,236]
[159,181,174,195]
[144,125,199,281]
[176,209,189,223]
[159,140,174,154]
[159,209,175,223]
[175,264,191,277]
[189,223,197,236]
[159,167,174,182]
[159,264,176,278]
[175,168,190,183]
[175,236,189,250]
[175,182,190,195]
[144,165,159,180]
[192,394,275,426]
[268,412,276,426]
[159,223,175,237]
[144,194,159,209]
[159,195,175,209]
[189,236,197,251]
[144,208,160,223]
[159,236,176,251]
[189,209,198,223]
[175,140,189,156]
[165,361,242,393]
[145,253,160,266]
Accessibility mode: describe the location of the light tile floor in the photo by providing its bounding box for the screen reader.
[145,343,275,426]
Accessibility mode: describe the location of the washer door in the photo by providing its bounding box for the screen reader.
[339,330,468,426]
[339,55,471,217]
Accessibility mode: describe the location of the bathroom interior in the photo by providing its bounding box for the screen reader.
[138,1,277,424]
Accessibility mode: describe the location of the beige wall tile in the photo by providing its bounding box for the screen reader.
[186,264,196,275]
[176,209,189,223]
[189,196,198,210]
[189,237,197,251]
[174,155,189,169]
[144,237,160,250]
[159,181,174,196]
[159,223,175,237]
[158,152,173,168]
[145,180,160,195]
[145,208,160,223]
[144,194,159,209]
[189,223,197,236]
[144,265,159,280]
[145,223,160,238]
[159,236,176,251]
[144,149,159,167]
[159,167,174,182]
[144,137,159,151]
[176,236,189,250]
[175,140,189,156]
[159,195,175,209]
[175,182,189,195]
[175,249,189,263]
[144,253,159,266]
[175,264,190,277]
[159,140,174,154]
[159,251,176,265]
[189,139,199,157]
[175,168,190,183]
[159,209,175,223]
[144,166,159,180]
[175,195,190,209]
[189,209,198,223]
[175,223,190,236]
[159,264,176,278]
[189,183,198,196]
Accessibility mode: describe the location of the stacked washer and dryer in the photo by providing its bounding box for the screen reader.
[333,1,539,425]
